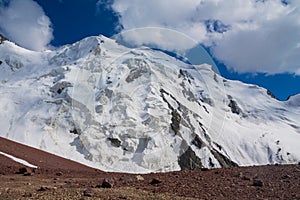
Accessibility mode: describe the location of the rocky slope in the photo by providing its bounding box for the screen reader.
[0,137,300,199]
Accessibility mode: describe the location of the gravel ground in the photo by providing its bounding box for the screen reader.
[0,137,299,199]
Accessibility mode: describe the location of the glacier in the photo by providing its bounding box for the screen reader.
[0,34,299,173]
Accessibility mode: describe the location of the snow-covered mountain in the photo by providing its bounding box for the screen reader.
[0,34,299,173]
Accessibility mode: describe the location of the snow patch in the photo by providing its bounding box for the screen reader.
[0,151,38,168]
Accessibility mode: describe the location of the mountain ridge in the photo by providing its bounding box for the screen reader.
[0,35,299,173]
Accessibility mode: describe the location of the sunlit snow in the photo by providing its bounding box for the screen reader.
[0,36,299,173]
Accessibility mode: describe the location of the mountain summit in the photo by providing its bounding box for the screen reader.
[0,36,299,173]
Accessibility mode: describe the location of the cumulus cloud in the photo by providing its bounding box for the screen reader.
[0,0,53,51]
[109,0,300,75]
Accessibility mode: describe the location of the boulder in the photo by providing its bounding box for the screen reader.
[101,177,115,188]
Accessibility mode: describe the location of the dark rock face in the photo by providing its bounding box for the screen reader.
[160,87,239,170]
[228,97,242,115]
[70,128,80,135]
[211,150,238,168]
[267,90,277,100]
[160,89,182,135]
[171,109,181,135]
[0,34,8,44]
[179,69,194,81]
[192,135,204,149]
[179,147,203,170]
[108,138,121,148]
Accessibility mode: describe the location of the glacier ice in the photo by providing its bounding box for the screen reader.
[0,35,299,173]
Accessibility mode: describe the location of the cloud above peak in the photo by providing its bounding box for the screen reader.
[0,0,53,51]
[110,0,300,75]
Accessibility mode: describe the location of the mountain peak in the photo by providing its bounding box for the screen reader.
[0,36,299,173]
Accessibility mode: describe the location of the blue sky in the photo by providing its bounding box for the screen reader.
[0,0,299,100]
[35,0,119,46]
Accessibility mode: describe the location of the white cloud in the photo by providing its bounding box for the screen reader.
[0,0,53,51]
[110,0,300,75]
[113,27,199,52]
